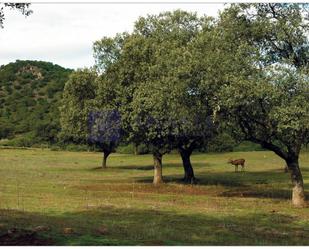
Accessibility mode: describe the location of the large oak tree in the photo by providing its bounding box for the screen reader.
[211,4,309,207]
[93,10,217,184]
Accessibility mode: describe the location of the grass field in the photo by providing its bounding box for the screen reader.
[0,148,309,245]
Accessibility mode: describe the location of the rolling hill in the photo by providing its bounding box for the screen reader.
[0,60,73,145]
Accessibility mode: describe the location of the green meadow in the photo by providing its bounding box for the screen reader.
[0,148,309,245]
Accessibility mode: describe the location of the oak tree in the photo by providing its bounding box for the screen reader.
[214,4,309,207]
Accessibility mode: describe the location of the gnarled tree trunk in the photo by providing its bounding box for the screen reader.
[102,150,110,169]
[153,152,163,185]
[179,148,196,184]
[286,157,306,207]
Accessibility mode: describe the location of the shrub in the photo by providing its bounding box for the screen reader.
[0,122,14,139]
[233,141,264,152]
[65,144,89,152]
[4,133,37,147]
[116,143,150,154]
[116,144,134,154]
[137,143,149,155]
[204,133,238,152]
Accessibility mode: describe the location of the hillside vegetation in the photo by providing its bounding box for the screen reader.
[0,60,72,145]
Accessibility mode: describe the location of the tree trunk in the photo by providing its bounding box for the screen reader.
[153,152,163,185]
[286,158,306,207]
[179,148,196,184]
[134,144,139,155]
[102,151,110,169]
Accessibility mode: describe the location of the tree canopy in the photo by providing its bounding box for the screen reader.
[211,3,309,207]
[93,10,217,184]
[59,69,97,144]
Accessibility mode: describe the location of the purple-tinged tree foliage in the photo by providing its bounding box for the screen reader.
[88,110,122,168]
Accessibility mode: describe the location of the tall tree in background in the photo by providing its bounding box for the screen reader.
[59,69,97,144]
[212,4,309,207]
[0,3,32,28]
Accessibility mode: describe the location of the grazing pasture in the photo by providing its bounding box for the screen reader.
[0,148,308,245]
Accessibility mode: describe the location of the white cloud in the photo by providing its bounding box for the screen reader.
[0,3,223,69]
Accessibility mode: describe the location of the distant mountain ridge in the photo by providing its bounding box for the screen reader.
[0,60,73,145]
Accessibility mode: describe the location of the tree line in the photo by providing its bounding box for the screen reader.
[59,4,307,207]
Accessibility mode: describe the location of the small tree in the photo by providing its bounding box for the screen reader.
[88,110,122,168]
[60,69,123,167]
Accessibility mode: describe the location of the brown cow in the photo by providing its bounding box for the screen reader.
[228,158,246,172]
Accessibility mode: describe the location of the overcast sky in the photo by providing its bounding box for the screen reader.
[0,3,223,69]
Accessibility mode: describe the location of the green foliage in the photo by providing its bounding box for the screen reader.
[214,4,309,161]
[0,119,14,139]
[3,132,37,147]
[0,60,72,144]
[116,143,149,155]
[204,4,309,205]
[205,133,238,153]
[93,33,128,73]
[115,143,135,154]
[64,143,91,152]
[137,143,150,155]
[93,10,216,156]
[59,68,123,165]
[59,69,97,144]
[233,141,264,152]
[34,121,60,143]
